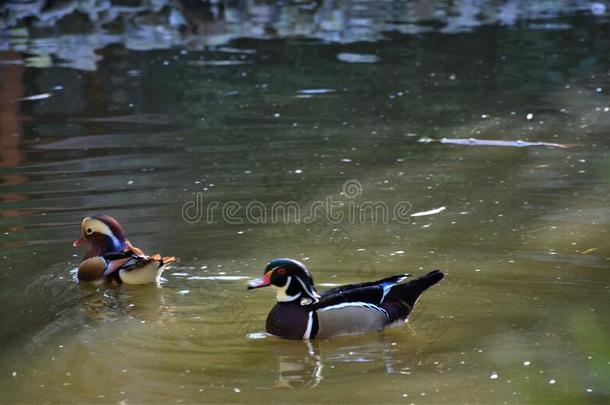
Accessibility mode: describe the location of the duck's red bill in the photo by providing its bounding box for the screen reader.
[247,272,271,289]
[73,237,86,247]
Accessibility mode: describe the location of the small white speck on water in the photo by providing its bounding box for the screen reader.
[523,361,531,366]
[490,372,499,379]
[394,250,405,255]
[273,113,280,117]
[596,87,602,92]
[586,388,593,393]
[526,113,534,120]
[294,169,303,174]
[178,290,190,295]
[237,231,244,234]
[549,379,556,384]
[233,388,241,393]
[12,371,17,377]
[341,158,352,163]
[127,180,134,185]
[357,248,366,251]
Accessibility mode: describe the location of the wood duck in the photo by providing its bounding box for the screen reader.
[73,215,176,284]
[78,252,177,284]
[248,258,444,339]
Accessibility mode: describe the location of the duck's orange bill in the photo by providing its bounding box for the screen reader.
[73,237,86,247]
[247,272,271,289]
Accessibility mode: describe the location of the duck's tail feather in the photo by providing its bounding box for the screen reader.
[383,270,444,323]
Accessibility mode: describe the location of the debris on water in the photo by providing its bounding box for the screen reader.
[298,88,335,95]
[523,361,531,366]
[591,2,606,14]
[549,379,556,384]
[435,138,576,149]
[580,248,597,254]
[246,332,269,340]
[337,53,380,63]
[233,388,241,393]
[188,60,251,66]
[411,206,446,217]
[490,372,499,379]
[18,93,52,101]
[177,290,190,295]
[526,113,534,120]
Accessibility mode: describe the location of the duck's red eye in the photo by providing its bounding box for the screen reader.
[276,268,286,275]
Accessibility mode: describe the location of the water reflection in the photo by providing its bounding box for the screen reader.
[0,51,26,223]
[272,340,324,389]
[263,325,446,389]
[23,264,178,352]
[1,0,607,71]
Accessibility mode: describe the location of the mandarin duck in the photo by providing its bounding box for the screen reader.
[73,215,177,284]
[248,258,444,339]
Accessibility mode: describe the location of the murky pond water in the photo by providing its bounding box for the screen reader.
[1,1,609,403]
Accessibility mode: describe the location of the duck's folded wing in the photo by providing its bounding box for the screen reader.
[321,274,409,297]
[102,255,138,277]
[310,284,385,311]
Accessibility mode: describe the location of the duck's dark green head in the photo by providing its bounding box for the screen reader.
[248,258,319,302]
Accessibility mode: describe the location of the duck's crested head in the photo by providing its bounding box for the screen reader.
[73,215,127,257]
[248,258,319,302]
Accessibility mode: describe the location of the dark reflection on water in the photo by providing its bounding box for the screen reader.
[0,1,610,403]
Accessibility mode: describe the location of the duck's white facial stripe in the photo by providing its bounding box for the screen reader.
[272,276,302,302]
[295,276,320,300]
[85,218,122,249]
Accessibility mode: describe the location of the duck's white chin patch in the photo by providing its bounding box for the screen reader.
[272,276,301,302]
